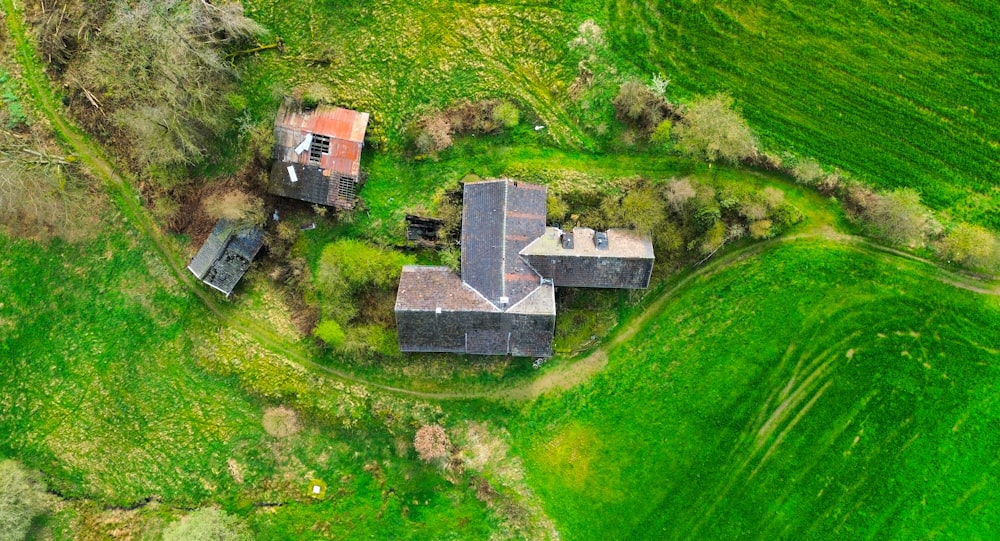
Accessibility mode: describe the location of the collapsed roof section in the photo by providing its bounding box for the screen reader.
[187,219,264,297]
[269,104,370,209]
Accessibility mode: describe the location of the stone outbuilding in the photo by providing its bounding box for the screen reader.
[187,219,264,297]
[394,179,654,357]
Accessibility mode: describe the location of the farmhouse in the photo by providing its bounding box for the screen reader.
[395,179,654,357]
[187,219,264,297]
[269,104,370,210]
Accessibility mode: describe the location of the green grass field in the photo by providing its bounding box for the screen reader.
[604,0,1000,227]
[512,240,1000,539]
[0,219,495,538]
[238,0,999,228]
[4,0,1000,538]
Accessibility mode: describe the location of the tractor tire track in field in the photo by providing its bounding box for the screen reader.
[4,0,999,405]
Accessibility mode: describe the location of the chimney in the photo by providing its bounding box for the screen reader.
[594,231,609,250]
[560,231,574,249]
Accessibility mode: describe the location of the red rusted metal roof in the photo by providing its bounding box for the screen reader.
[275,105,369,143]
[273,105,369,177]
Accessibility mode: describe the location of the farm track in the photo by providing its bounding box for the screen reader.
[4,0,999,404]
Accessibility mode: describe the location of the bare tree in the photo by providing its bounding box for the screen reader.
[73,0,264,174]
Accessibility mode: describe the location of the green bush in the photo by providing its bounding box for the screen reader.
[320,239,411,291]
[673,94,757,163]
[650,120,673,148]
[313,319,346,348]
[935,223,1000,271]
[0,460,46,541]
[492,101,520,129]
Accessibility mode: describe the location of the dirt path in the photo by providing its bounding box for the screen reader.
[5,0,998,404]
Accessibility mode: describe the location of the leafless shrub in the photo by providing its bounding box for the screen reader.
[790,158,825,184]
[613,79,668,132]
[414,424,451,463]
[202,190,265,226]
[665,177,697,213]
[262,406,301,438]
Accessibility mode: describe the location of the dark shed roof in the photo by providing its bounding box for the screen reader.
[187,219,264,297]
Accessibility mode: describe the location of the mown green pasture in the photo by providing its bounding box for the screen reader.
[512,240,1000,539]
[604,0,1000,227]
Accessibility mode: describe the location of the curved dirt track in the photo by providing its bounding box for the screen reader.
[5,1,998,403]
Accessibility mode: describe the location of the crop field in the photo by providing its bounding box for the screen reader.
[604,0,1000,227]
[512,240,1000,539]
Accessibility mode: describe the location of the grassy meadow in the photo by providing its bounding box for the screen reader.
[0,219,496,538]
[512,240,1000,539]
[237,0,999,228]
[3,0,1000,538]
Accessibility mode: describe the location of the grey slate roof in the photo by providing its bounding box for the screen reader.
[521,227,654,289]
[187,219,264,297]
[520,227,655,289]
[394,179,654,357]
[395,266,498,313]
[461,179,547,309]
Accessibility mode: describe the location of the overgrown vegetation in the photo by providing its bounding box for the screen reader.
[672,94,758,163]
[312,239,414,356]
[162,507,250,541]
[0,460,47,541]
[408,99,521,156]
[6,0,1000,538]
[56,0,263,179]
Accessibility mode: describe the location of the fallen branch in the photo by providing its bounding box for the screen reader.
[226,38,284,60]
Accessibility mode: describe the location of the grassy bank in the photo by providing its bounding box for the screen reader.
[512,240,1000,539]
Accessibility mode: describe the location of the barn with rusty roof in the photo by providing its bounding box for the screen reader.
[395,178,655,357]
[269,104,370,210]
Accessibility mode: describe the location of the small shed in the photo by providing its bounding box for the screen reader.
[269,104,370,209]
[187,219,264,297]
